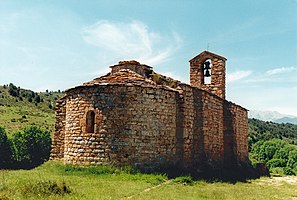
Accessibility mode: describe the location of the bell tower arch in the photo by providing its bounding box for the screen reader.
[189,51,227,99]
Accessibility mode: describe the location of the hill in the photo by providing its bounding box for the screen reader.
[248,118,297,150]
[275,117,297,125]
[0,83,63,134]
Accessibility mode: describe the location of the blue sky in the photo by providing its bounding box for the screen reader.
[0,0,296,116]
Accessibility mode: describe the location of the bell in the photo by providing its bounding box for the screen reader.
[204,61,211,70]
[204,69,211,77]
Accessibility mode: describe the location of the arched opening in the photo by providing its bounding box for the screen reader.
[86,111,95,133]
[203,59,212,84]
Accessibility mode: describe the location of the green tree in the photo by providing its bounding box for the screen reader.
[267,158,286,168]
[11,126,51,169]
[251,139,286,162]
[0,127,12,168]
[8,83,18,97]
[274,145,295,160]
[34,95,41,103]
[287,150,297,170]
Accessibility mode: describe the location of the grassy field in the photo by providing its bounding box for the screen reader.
[0,161,296,200]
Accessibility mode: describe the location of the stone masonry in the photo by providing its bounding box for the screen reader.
[50,51,249,170]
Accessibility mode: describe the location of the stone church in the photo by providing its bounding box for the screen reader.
[50,51,249,170]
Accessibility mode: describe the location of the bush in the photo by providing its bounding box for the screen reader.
[283,167,295,176]
[270,167,284,175]
[251,139,286,162]
[35,95,41,103]
[8,83,18,97]
[251,139,297,175]
[287,150,297,169]
[267,158,286,169]
[11,126,51,169]
[0,127,12,168]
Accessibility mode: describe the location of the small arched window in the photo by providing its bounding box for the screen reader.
[86,111,95,133]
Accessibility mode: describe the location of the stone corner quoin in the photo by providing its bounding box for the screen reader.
[50,50,249,170]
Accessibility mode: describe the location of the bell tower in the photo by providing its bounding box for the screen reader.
[189,51,227,99]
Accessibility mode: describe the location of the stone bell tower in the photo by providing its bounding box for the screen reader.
[189,51,227,99]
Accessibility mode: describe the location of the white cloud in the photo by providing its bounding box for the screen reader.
[245,66,297,83]
[81,20,182,66]
[266,66,297,76]
[227,70,252,82]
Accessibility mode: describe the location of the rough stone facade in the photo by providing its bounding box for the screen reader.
[50,51,249,170]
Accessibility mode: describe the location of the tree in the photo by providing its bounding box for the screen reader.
[287,150,297,170]
[11,126,51,169]
[267,158,286,168]
[251,139,286,162]
[8,83,18,97]
[35,95,41,103]
[0,127,12,168]
[274,145,295,160]
[251,138,297,175]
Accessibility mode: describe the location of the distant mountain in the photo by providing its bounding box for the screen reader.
[274,117,297,125]
[249,110,297,125]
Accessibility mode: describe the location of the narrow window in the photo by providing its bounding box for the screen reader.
[86,111,95,133]
[203,59,212,84]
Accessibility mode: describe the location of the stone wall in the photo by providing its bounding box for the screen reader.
[177,84,224,167]
[51,83,248,168]
[200,90,224,164]
[50,98,66,160]
[51,84,248,169]
[223,101,249,165]
[60,84,179,167]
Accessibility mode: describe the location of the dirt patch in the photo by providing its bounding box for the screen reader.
[125,180,172,199]
[257,176,297,186]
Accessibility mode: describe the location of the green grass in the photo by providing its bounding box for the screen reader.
[0,161,296,200]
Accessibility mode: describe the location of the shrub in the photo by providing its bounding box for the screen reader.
[267,158,286,169]
[0,127,12,168]
[35,95,41,103]
[8,83,18,97]
[251,139,297,175]
[287,150,297,169]
[283,167,295,176]
[251,139,286,162]
[270,167,284,175]
[11,126,51,169]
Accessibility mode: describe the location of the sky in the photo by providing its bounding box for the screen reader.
[0,0,296,116]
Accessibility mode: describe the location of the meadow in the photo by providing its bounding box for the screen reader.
[0,161,296,200]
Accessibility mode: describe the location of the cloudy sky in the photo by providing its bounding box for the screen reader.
[0,0,296,116]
